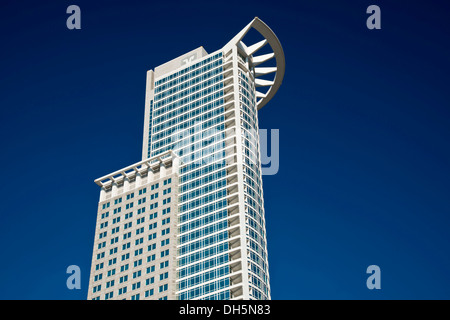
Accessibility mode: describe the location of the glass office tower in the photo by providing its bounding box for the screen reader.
[88,17,285,300]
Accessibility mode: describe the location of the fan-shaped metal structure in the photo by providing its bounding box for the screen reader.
[225,17,285,109]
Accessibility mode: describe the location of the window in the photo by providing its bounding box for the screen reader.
[126,203,134,210]
[126,193,134,200]
[137,217,145,224]
[160,249,169,258]
[107,269,115,277]
[123,232,132,240]
[94,274,103,282]
[150,193,158,200]
[159,284,168,293]
[151,183,159,190]
[105,291,114,300]
[150,202,158,210]
[159,272,168,281]
[149,212,158,220]
[93,285,101,293]
[118,287,127,295]
[124,222,132,229]
[132,282,141,290]
[108,258,117,266]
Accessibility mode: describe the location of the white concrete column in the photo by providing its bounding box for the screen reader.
[99,188,106,202]
[160,164,167,178]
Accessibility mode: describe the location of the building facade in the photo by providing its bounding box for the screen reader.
[88,17,285,300]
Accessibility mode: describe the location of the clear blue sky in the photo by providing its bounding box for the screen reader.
[0,0,449,299]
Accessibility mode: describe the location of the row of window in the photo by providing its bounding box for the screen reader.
[178,265,229,292]
[151,89,225,154]
[179,220,228,246]
[93,283,169,300]
[178,252,229,279]
[178,241,228,268]
[178,277,229,300]
[178,230,228,256]
[154,61,223,102]
[179,198,227,224]
[100,180,170,211]
[94,259,170,280]
[180,178,227,204]
[178,209,227,235]
[156,122,226,167]
[154,73,223,109]
[180,189,227,214]
[178,149,226,178]
[180,167,226,194]
[155,52,222,88]
[152,90,224,130]
[99,197,171,228]
[98,211,170,239]
[150,83,224,145]
[151,98,225,144]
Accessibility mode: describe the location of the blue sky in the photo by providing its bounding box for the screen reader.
[0,0,449,299]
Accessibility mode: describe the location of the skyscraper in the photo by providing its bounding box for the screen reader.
[88,17,285,300]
